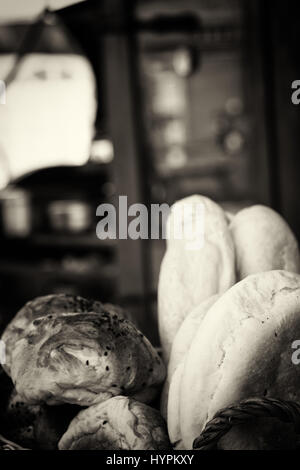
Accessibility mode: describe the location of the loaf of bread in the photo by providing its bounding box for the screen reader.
[158,195,235,362]
[177,270,300,449]
[58,396,171,450]
[10,308,165,407]
[230,205,300,279]
[160,294,220,420]
[1,294,133,376]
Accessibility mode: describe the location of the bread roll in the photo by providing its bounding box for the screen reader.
[167,361,185,450]
[10,309,165,406]
[168,294,220,380]
[158,195,235,362]
[179,270,300,448]
[230,205,300,279]
[160,294,220,419]
[1,294,133,377]
[58,396,171,450]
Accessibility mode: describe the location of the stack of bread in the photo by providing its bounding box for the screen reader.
[158,195,300,450]
[0,294,170,450]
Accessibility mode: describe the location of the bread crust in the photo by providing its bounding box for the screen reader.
[58,396,171,450]
[167,361,185,449]
[10,309,165,406]
[1,294,133,377]
[230,205,300,279]
[158,195,235,362]
[160,294,219,420]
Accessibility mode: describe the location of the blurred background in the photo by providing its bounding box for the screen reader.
[0,0,299,343]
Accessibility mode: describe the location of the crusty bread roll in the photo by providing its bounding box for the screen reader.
[58,396,171,450]
[178,270,300,449]
[160,294,220,420]
[10,309,165,406]
[230,205,300,279]
[158,195,235,362]
[1,294,133,377]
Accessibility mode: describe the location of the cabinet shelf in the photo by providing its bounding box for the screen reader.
[0,233,117,254]
[0,259,119,282]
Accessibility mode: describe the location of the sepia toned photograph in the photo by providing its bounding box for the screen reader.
[0,0,300,456]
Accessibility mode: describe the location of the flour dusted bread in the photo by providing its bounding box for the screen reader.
[167,294,220,380]
[158,195,235,362]
[179,270,300,449]
[1,294,133,376]
[160,294,219,419]
[58,395,170,450]
[230,205,300,279]
[10,308,165,406]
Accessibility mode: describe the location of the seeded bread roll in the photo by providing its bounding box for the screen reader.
[230,205,300,280]
[179,270,300,449]
[158,195,235,362]
[58,396,171,450]
[10,309,165,407]
[1,294,133,377]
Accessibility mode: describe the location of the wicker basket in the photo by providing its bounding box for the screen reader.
[193,397,300,450]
